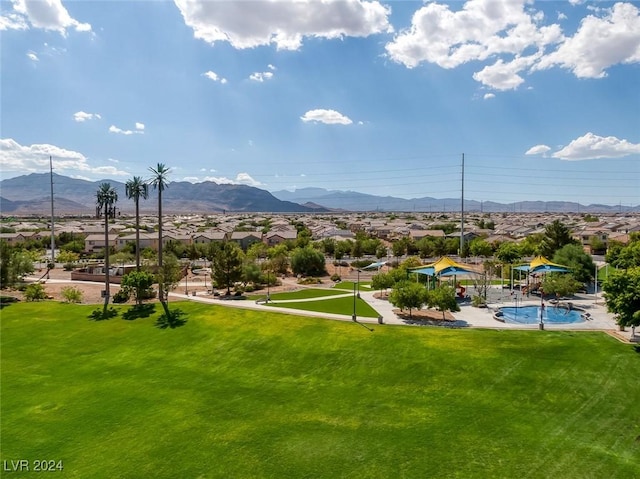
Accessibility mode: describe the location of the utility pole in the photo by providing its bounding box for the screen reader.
[49,156,55,265]
[460,153,465,258]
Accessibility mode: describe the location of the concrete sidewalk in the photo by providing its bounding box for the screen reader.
[170,285,635,342]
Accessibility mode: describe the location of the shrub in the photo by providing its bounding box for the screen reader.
[63,262,76,271]
[0,296,19,305]
[471,295,487,308]
[330,273,341,282]
[61,286,83,303]
[24,283,47,301]
[112,289,130,303]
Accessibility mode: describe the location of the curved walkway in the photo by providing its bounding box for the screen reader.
[26,274,635,342]
[169,285,634,342]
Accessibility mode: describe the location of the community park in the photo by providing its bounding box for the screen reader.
[1,255,639,478]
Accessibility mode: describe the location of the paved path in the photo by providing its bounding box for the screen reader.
[169,285,637,343]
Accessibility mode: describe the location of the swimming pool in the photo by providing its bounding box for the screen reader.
[496,305,585,324]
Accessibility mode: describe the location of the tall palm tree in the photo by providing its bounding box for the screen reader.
[125,176,149,272]
[96,182,118,316]
[148,163,171,312]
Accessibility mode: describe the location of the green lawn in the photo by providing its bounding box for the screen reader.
[2,301,639,478]
[249,287,349,301]
[267,295,380,318]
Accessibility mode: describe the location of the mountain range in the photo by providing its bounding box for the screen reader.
[0,173,323,215]
[0,173,636,215]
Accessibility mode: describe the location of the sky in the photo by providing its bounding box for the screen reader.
[1,0,639,207]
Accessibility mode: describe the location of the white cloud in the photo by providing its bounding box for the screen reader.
[26,50,38,61]
[73,111,101,122]
[3,0,91,35]
[182,172,263,187]
[0,12,28,30]
[249,71,274,82]
[483,93,495,100]
[203,70,227,84]
[109,124,143,135]
[135,122,145,131]
[301,109,353,125]
[533,2,640,79]
[0,138,128,176]
[385,0,639,89]
[174,0,392,50]
[267,64,276,71]
[551,132,640,160]
[525,144,551,156]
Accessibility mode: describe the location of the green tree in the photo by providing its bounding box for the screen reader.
[602,267,640,329]
[212,242,243,295]
[267,244,290,275]
[125,176,149,272]
[290,247,326,277]
[96,182,118,317]
[351,240,364,259]
[156,253,183,300]
[241,262,262,287]
[552,243,595,284]
[246,241,268,261]
[426,285,460,320]
[148,163,171,314]
[541,273,583,298]
[519,233,544,256]
[469,238,493,258]
[388,280,428,318]
[540,220,577,258]
[496,241,522,287]
[0,243,35,288]
[121,270,155,306]
[371,271,394,297]
[609,239,640,270]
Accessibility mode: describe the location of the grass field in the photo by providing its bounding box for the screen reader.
[249,287,349,301]
[266,295,380,318]
[2,301,639,478]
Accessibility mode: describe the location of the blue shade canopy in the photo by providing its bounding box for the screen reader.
[409,257,480,277]
[513,256,569,274]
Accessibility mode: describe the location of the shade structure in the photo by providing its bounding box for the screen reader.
[410,256,480,277]
[514,256,569,274]
[361,261,387,270]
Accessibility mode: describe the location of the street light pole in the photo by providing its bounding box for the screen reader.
[357,269,361,298]
[184,264,188,295]
[539,287,545,330]
[352,282,357,321]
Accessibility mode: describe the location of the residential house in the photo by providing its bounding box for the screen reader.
[230,231,263,250]
[84,234,119,253]
[264,229,297,246]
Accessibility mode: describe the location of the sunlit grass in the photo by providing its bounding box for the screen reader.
[2,301,639,478]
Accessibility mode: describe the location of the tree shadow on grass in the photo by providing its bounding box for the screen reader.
[155,308,188,329]
[122,303,156,321]
[88,307,119,321]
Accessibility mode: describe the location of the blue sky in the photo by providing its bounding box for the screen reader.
[1,0,639,206]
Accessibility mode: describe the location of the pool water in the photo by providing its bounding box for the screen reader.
[499,305,585,324]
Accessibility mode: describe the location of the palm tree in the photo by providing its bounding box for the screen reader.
[96,182,118,316]
[148,163,171,313]
[125,176,149,272]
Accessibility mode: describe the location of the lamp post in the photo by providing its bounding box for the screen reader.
[184,263,188,295]
[539,287,545,330]
[266,267,270,303]
[357,268,361,298]
[352,282,357,322]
